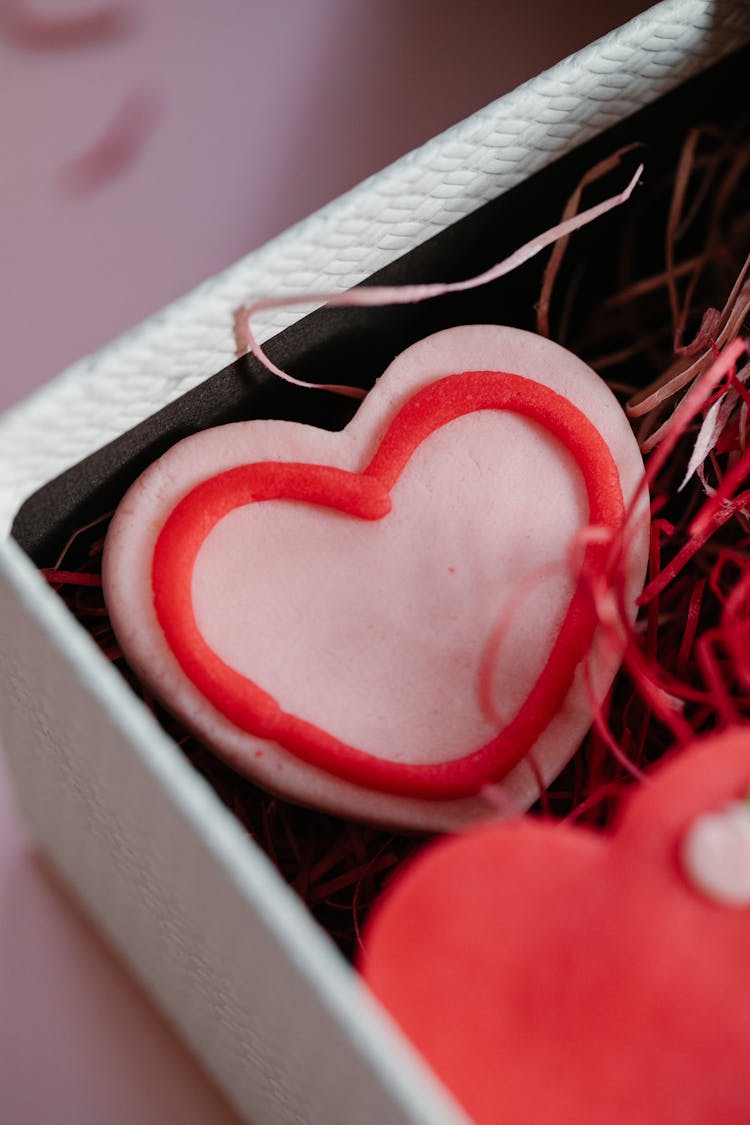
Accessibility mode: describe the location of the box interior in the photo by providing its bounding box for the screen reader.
[11,43,750,954]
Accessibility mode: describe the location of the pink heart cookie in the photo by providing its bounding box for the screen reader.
[361,726,750,1123]
[102,325,648,830]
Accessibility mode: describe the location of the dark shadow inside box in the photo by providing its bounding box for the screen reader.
[9,45,750,957]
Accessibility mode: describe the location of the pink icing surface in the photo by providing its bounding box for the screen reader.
[192,411,582,764]
[103,325,649,830]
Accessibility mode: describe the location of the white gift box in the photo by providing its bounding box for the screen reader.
[2,2,749,1122]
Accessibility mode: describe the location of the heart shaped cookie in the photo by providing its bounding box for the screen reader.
[361,727,750,1123]
[103,325,648,829]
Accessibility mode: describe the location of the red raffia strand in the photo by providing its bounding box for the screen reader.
[0,0,135,50]
[665,127,750,357]
[723,570,750,690]
[628,338,746,537]
[349,834,403,950]
[233,164,643,398]
[60,90,161,196]
[477,559,566,731]
[678,578,706,678]
[535,143,643,339]
[638,490,741,606]
[581,648,647,783]
[40,569,101,587]
[695,633,739,726]
[626,124,750,430]
[43,121,750,950]
[310,851,398,906]
[666,127,717,349]
[634,288,750,452]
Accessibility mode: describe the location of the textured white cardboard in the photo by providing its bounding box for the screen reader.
[2,3,750,1122]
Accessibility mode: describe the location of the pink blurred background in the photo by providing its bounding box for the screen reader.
[1,1,651,1120]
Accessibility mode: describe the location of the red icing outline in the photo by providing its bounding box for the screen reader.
[152,371,625,799]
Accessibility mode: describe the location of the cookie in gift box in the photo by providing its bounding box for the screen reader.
[102,319,648,831]
[4,16,750,1125]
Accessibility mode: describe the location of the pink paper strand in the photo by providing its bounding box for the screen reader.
[234,165,644,398]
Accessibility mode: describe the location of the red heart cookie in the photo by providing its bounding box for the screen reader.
[361,727,750,1123]
[103,325,648,830]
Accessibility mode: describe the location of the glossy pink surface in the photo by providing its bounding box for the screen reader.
[0,1,651,1120]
